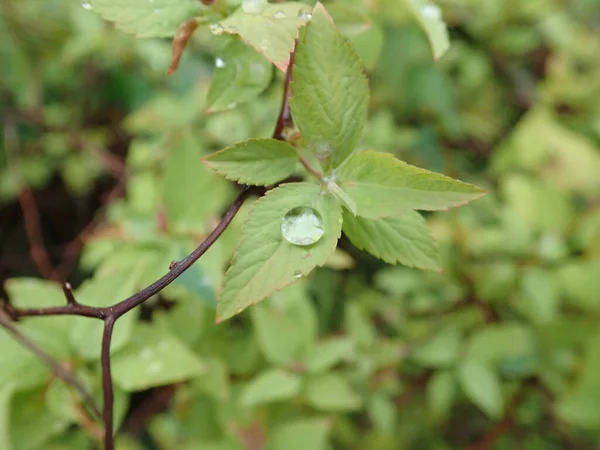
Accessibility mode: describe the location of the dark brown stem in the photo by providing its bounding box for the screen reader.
[101,317,115,450]
[62,282,79,306]
[0,308,101,419]
[273,40,298,140]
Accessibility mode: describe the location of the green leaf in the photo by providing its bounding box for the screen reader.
[240,369,302,406]
[336,150,486,219]
[405,0,450,60]
[265,418,330,450]
[163,130,230,232]
[91,0,204,38]
[70,271,140,360]
[251,283,317,365]
[342,210,441,270]
[218,2,312,71]
[111,323,205,391]
[458,361,503,419]
[427,370,457,420]
[411,327,461,368]
[290,3,369,170]
[206,40,273,112]
[304,373,362,411]
[305,337,355,374]
[216,182,342,321]
[203,138,298,186]
[0,383,14,450]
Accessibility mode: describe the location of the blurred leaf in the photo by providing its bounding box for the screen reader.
[0,383,14,450]
[305,337,355,374]
[304,373,362,411]
[218,2,311,71]
[91,0,204,38]
[251,283,317,365]
[163,130,230,232]
[216,183,342,321]
[458,361,504,419]
[342,210,441,270]
[337,150,486,219]
[367,393,397,434]
[290,3,369,170]
[405,0,449,60]
[206,40,273,112]
[240,369,302,406]
[112,323,205,391]
[556,260,600,312]
[70,270,140,360]
[427,370,457,420]
[265,418,330,450]
[204,138,298,186]
[412,327,461,368]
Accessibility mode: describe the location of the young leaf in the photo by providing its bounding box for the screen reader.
[216,182,342,322]
[342,210,441,270]
[240,369,302,406]
[111,324,205,391]
[91,0,204,38]
[458,361,504,419]
[217,2,312,71]
[265,418,331,450]
[203,138,297,186]
[303,373,362,411]
[337,150,486,218]
[290,2,369,170]
[405,0,450,60]
[206,39,273,112]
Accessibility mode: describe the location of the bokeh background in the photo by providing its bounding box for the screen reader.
[1,0,600,449]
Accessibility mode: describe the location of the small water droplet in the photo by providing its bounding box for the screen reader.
[260,38,269,51]
[274,10,286,19]
[419,3,442,19]
[81,0,92,10]
[293,270,303,279]
[225,25,238,33]
[281,206,325,246]
[139,348,153,360]
[153,8,160,14]
[297,9,312,20]
[210,23,224,35]
[215,57,226,68]
[242,0,267,14]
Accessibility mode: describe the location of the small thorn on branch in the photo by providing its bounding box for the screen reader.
[62,282,79,307]
[169,260,178,270]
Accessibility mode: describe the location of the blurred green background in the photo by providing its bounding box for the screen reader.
[1,0,600,449]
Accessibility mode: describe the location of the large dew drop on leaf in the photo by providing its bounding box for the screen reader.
[281,206,325,246]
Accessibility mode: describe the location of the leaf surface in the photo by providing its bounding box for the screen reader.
[337,150,486,218]
[204,138,297,186]
[290,2,369,170]
[91,0,204,38]
[216,182,341,321]
[342,210,441,269]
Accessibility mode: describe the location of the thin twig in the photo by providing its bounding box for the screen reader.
[101,317,115,450]
[0,307,101,419]
[273,40,298,140]
[18,186,58,281]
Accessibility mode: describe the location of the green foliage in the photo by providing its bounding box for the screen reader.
[2,0,600,448]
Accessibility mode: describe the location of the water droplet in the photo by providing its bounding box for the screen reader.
[293,270,303,279]
[242,0,267,14]
[297,9,312,20]
[419,3,442,20]
[215,57,226,68]
[210,23,224,35]
[139,348,153,360]
[315,142,333,162]
[81,0,92,10]
[281,206,325,246]
[274,10,286,19]
[153,8,160,14]
[225,25,238,33]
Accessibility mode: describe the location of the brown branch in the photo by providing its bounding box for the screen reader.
[18,186,58,281]
[0,307,101,419]
[2,44,300,450]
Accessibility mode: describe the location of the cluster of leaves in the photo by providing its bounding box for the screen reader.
[2,0,600,449]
